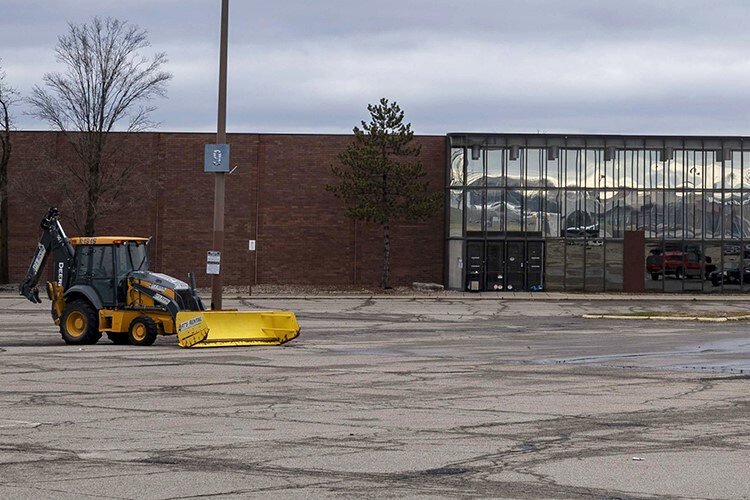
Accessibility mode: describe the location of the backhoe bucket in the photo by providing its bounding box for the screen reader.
[176,310,300,348]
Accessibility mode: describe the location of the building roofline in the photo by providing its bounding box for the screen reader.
[448,132,750,149]
[12,129,447,138]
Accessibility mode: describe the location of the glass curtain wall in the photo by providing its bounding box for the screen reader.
[447,135,750,292]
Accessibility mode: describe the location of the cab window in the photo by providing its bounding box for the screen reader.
[73,245,92,283]
[116,242,148,276]
[91,246,114,279]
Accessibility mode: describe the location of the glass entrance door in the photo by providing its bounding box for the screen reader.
[486,242,504,291]
[464,241,544,292]
[505,242,525,291]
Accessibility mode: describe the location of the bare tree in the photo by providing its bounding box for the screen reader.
[28,17,171,235]
[0,60,19,284]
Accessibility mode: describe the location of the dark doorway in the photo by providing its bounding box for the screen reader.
[466,241,484,291]
[486,242,504,291]
[527,241,544,291]
[465,241,544,292]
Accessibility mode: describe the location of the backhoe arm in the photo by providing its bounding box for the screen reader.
[19,208,75,303]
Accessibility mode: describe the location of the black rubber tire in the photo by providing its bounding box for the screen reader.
[107,332,129,345]
[60,300,101,345]
[675,267,684,279]
[128,316,158,346]
[650,272,660,280]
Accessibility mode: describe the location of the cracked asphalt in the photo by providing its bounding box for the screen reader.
[1,294,749,499]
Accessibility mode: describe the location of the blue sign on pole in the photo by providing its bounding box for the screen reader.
[204,144,230,172]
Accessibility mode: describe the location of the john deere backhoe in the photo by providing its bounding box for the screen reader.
[19,208,299,348]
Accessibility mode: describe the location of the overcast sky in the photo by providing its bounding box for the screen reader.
[2,0,750,135]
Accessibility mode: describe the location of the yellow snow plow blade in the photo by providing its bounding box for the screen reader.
[176,310,300,348]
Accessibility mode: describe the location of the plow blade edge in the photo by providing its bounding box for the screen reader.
[176,311,300,348]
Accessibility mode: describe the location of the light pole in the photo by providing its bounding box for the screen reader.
[211,0,229,310]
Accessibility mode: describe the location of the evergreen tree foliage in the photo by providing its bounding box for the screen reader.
[327,98,441,288]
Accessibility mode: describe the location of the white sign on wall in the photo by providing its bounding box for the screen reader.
[204,144,230,173]
[206,250,221,275]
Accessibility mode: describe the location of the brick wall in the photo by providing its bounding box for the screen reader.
[7,132,446,287]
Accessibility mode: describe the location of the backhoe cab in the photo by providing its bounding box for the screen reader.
[19,208,299,347]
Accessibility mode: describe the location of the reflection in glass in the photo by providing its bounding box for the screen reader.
[450,147,464,186]
[485,189,504,232]
[564,149,579,187]
[726,151,741,189]
[644,150,661,189]
[449,189,463,237]
[705,151,721,190]
[507,149,523,187]
[466,190,483,232]
[447,138,750,293]
[684,150,702,189]
[546,155,561,189]
[743,152,750,190]
[506,188,523,232]
[527,149,544,186]
[743,197,750,239]
[645,242,663,291]
[544,189,562,236]
[710,243,748,292]
[562,190,599,238]
[584,149,600,190]
[466,148,483,187]
[704,243,723,292]
[487,149,503,186]
[603,190,625,238]
[525,190,543,233]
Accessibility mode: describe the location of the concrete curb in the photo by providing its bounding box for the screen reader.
[582,313,750,322]
[2,291,750,301]
[199,292,750,301]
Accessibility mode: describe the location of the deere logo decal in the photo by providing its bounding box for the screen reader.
[32,244,46,274]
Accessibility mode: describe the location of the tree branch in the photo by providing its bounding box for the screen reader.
[26,17,172,234]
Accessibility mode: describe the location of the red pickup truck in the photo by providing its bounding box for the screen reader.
[646,251,715,280]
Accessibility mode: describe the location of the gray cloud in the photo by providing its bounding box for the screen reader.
[2,0,750,135]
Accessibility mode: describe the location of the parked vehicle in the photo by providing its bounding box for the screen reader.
[709,262,750,286]
[564,224,599,238]
[646,250,715,280]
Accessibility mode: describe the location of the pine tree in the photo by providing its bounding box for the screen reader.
[327,98,441,289]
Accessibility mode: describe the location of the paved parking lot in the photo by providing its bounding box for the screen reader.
[1,294,749,499]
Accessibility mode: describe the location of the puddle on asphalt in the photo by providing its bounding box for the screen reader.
[541,338,750,374]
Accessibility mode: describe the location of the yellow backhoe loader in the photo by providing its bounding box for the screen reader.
[19,208,299,348]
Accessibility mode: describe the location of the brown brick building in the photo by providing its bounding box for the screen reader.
[10,130,750,294]
[7,132,447,288]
